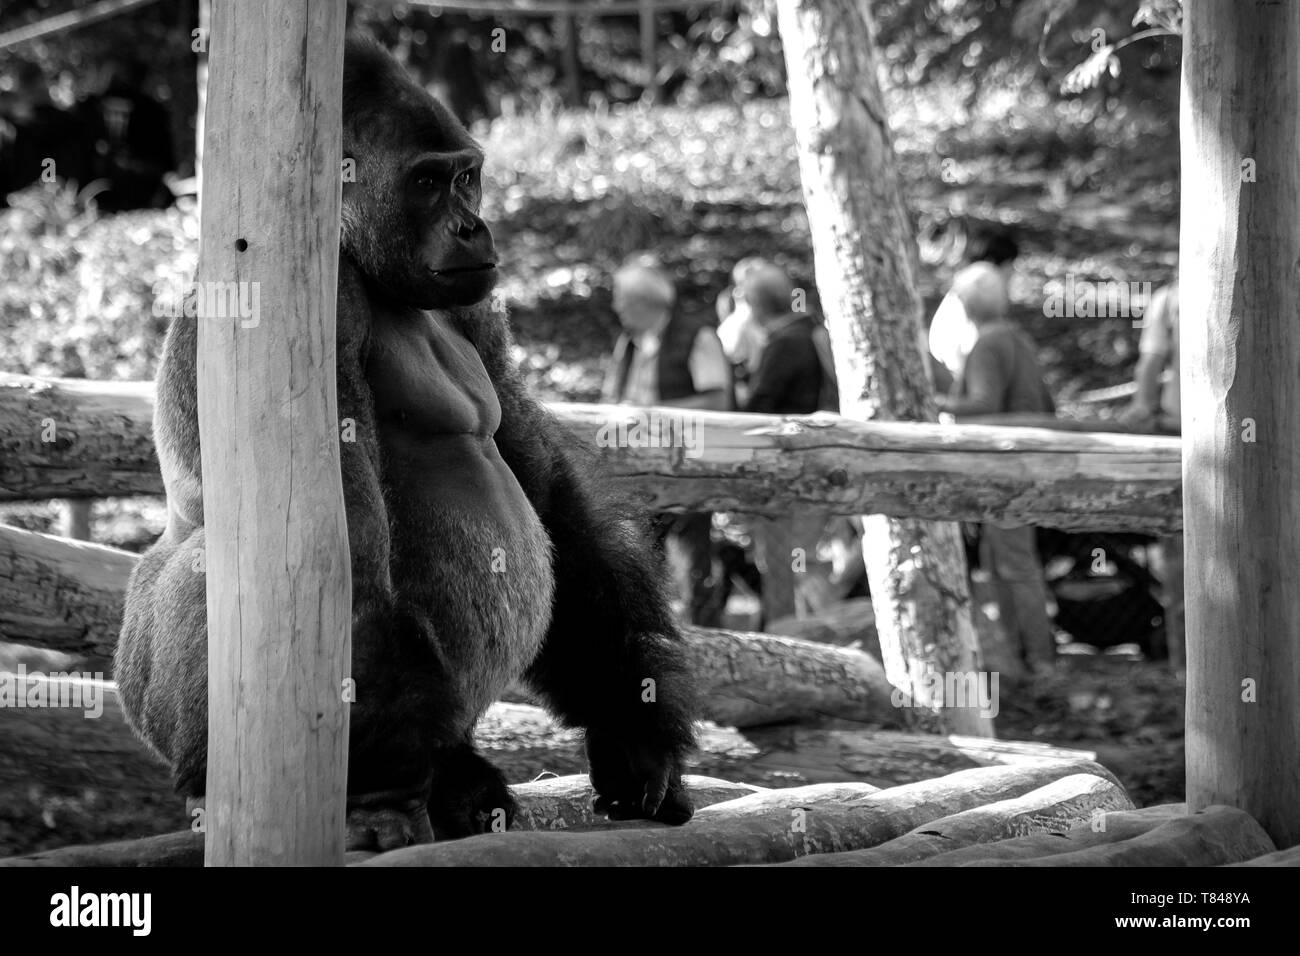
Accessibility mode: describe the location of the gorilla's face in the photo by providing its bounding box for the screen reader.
[400,150,497,308]
[340,38,498,311]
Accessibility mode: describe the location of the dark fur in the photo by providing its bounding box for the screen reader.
[116,35,697,845]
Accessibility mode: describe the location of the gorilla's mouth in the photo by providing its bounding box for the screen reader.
[431,263,497,277]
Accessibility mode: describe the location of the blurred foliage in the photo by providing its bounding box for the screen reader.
[1,69,1178,404]
[0,180,193,381]
[1,1,1181,116]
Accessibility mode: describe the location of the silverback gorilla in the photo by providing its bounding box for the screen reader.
[116,36,697,848]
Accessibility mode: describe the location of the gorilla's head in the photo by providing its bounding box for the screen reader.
[340,36,497,310]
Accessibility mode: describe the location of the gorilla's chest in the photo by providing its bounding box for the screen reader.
[366,309,502,438]
[362,306,555,719]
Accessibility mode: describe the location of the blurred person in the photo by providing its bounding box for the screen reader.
[928,228,1020,391]
[80,58,175,212]
[1120,282,1182,665]
[603,256,733,625]
[1120,283,1179,435]
[741,263,838,623]
[744,263,838,415]
[938,262,1056,673]
[0,60,90,202]
[715,256,769,403]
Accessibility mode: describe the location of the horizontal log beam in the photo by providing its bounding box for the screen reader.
[0,374,1182,532]
[0,526,898,727]
[0,526,135,668]
[0,375,161,500]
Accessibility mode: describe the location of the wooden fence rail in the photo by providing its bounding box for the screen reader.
[0,373,1182,532]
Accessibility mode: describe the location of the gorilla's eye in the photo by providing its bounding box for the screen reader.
[414,174,438,191]
[455,170,474,188]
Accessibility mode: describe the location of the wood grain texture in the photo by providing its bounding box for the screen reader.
[0,525,133,670]
[0,376,1182,532]
[767,773,1134,865]
[0,529,900,726]
[360,761,1120,866]
[195,0,349,865]
[1181,0,1300,848]
[776,0,988,736]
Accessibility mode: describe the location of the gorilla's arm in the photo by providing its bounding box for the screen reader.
[455,304,698,823]
[336,257,395,614]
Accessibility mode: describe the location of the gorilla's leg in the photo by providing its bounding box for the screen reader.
[116,525,213,798]
[119,530,480,849]
[426,742,517,839]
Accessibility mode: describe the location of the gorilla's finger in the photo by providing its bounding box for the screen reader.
[642,766,670,818]
[654,785,694,826]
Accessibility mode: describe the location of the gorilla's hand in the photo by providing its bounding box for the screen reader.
[586,726,694,825]
[427,745,517,840]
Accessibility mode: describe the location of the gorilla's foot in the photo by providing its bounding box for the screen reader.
[345,790,435,851]
[427,744,517,840]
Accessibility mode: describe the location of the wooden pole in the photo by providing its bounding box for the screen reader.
[198,0,350,865]
[776,0,991,737]
[1182,0,1300,848]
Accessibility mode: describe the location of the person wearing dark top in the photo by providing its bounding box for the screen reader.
[938,263,1056,674]
[80,60,175,212]
[0,61,91,203]
[602,256,732,626]
[741,264,836,624]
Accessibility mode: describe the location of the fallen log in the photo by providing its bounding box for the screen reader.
[1,671,1097,854]
[763,578,1025,681]
[768,773,1132,865]
[0,528,899,726]
[1228,844,1300,866]
[901,804,1186,864]
[0,374,1183,532]
[682,626,894,727]
[738,726,1096,787]
[908,805,1274,866]
[0,774,766,867]
[360,760,1122,866]
[767,598,878,651]
[0,526,134,670]
[0,375,160,500]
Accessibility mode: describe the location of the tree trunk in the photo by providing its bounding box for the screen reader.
[1181,0,1300,849]
[776,0,990,736]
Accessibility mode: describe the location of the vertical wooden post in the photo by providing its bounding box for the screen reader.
[776,0,991,737]
[1182,0,1300,848]
[198,0,351,865]
[640,0,658,103]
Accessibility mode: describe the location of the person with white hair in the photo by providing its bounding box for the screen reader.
[602,255,733,626]
[714,257,769,402]
[937,260,1057,675]
[928,229,1020,390]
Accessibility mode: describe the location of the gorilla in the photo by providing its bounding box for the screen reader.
[116,35,697,848]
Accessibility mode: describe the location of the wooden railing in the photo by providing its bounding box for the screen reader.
[0,373,1182,532]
